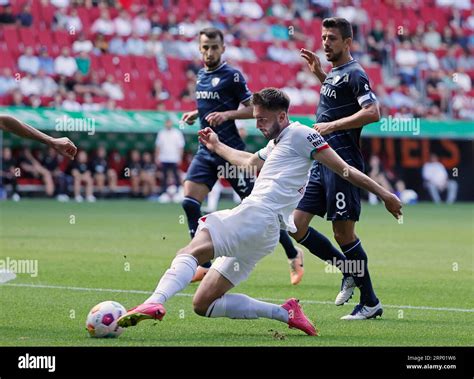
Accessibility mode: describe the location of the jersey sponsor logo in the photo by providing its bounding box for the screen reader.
[306,132,326,148]
[196,91,220,100]
[211,77,220,87]
[320,85,337,99]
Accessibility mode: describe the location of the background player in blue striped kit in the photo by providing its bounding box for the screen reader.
[180,28,304,284]
[292,18,384,319]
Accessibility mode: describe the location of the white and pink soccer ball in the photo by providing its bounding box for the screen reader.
[86,301,126,338]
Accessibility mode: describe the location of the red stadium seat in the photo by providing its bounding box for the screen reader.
[3,26,20,54]
[18,28,37,49]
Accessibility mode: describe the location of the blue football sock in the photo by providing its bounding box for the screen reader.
[279,230,298,259]
[341,239,378,307]
[182,196,211,269]
[297,227,348,274]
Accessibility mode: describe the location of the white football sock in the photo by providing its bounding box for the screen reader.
[144,254,198,304]
[205,293,289,323]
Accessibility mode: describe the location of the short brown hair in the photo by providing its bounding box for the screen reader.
[199,27,224,43]
[322,17,353,40]
[251,87,290,112]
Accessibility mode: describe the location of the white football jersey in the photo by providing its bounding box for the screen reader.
[244,122,329,232]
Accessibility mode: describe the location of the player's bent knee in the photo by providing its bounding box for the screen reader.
[192,295,212,317]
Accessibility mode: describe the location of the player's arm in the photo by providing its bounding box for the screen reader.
[0,115,77,159]
[300,48,327,83]
[206,99,254,127]
[314,147,402,219]
[313,102,380,135]
[198,127,264,171]
[181,109,199,125]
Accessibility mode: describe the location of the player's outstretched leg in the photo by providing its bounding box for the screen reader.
[279,230,304,285]
[117,230,213,328]
[193,267,318,336]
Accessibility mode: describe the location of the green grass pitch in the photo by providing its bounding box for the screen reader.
[0,200,473,346]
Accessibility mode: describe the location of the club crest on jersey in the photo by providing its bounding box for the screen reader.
[211,77,220,87]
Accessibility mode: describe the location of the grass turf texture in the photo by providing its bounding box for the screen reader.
[0,200,473,346]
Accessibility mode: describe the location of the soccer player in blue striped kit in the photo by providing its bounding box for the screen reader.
[293,18,385,319]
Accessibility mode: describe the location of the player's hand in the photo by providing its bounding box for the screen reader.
[51,137,77,160]
[198,127,220,151]
[382,192,403,220]
[181,110,198,125]
[300,48,323,75]
[205,112,229,127]
[313,122,335,136]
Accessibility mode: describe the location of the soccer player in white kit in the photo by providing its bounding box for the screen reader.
[117,88,402,336]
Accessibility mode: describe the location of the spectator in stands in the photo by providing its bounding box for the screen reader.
[126,32,146,56]
[300,81,320,105]
[458,49,474,71]
[17,3,33,27]
[72,33,94,54]
[454,67,472,92]
[49,93,63,109]
[452,88,474,120]
[68,8,83,33]
[109,35,126,55]
[28,95,42,108]
[19,148,55,197]
[0,4,15,24]
[102,75,124,101]
[180,79,196,101]
[395,41,418,85]
[91,146,117,198]
[1,147,20,201]
[82,92,103,111]
[151,79,169,102]
[70,150,95,202]
[11,90,25,106]
[422,22,442,50]
[92,9,114,36]
[54,47,78,77]
[422,154,458,204]
[268,40,300,64]
[18,47,40,75]
[0,68,17,96]
[367,20,386,65]
[155,118,184,196]
[37,70,59,97]
[266,0,289,18]
[51,0,70,7]
[368,155,393,205]
[161,13,179,35]
[38,47,55,75]
[426,69,449,111]
[140,151,158,198]
[114,9,132,37]
[53,6,69,30]
[132,9,151,37]
[441,46,458,73]
[76,51,91,75]
[296,65,319,87]
[150,11,162,34]
[19,73,41,97]
[62,91,82,111]
[126,149,142,197]
[41,147,69,202]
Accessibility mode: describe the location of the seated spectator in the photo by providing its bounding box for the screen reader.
[180,79,196,101]
[422,154,458,204]
[91,146,117,198]
[367,20,386,64]
[37,70,59,97]
[101,75,124,101]
[297,65,320,86]
[72,33,94,54]
[114,9,132,37]
[151,79,170,101]
[395,41,418,85]
[91,9,114,36]
[18,47,40,75]
[458,49,474,71]
[140,152,158,198]
[268,40,301,64]
[452,88,474,120]
[48,93,63,109]
[17,3,33,27]
[81,93,103,111]
[19,73,41,97]
[19,148,55,197]
[67,8,83,34]
[62,91,82,111]
[454,67,472,92]
[150,11,162,34]
[75,51,91,75]
[51,0,70,7]
[0,68,18,96]
[70,150,95,202]
[423,23,442,50]
[109,36,127,55]
[132,10,151,37]
[75,72,107,97]
[126,149,143,197]
[125,33,146,56]
[441,46,458,73]
[1,147,20,201]
[54,47,78,77]
[368,155,394,205]
[11,90,26,106]
[0,4,15,24]
[41,147,70,202]
[94,33,109,55]
[38,48,55,75]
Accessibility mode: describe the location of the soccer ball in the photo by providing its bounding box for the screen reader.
[86,301,126,338]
